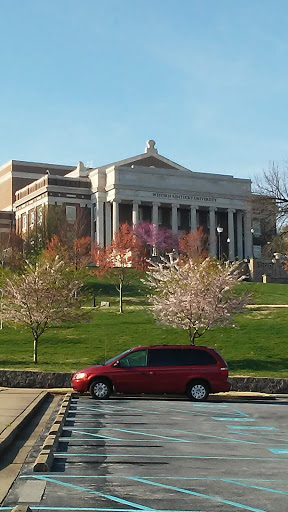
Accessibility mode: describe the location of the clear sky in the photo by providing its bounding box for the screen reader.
[1,0,288,180]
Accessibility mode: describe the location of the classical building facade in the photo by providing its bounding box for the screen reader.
[0,140,254,260]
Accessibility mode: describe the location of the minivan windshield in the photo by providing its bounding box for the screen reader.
[104,349,132,365]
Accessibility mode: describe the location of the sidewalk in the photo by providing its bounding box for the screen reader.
[0,388,48,457]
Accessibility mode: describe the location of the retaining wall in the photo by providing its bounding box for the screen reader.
[0,369,288,394]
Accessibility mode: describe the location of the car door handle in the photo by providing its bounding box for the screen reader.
[142,371,154,375]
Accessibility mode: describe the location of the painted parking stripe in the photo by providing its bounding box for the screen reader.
[0,508,156,512]
[72,404,161,415]
[127,476,270,512]
[231,408,250,418]
[58,437,256,444]
[226,426,278,430]
[223,430,288,442]
[65,417,141,421]
[65,429,124,440]
[63,425,285,446]
[54,452,288,460]
[102,402,230,417]
[269,448,288,454]
[169,428,259,444]
[33,475,155,511]
[221,478,288,496]
[0,509,250,512]
[20,474,288,482]
[104,427,258,445]
[109,428,216,443]
[212,417,255,421]
[99,403,248,421]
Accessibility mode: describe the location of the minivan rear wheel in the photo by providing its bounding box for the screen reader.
[89,379,112,399]
[186,381,209,402]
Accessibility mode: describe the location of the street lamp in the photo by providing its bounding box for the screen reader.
[216,226,223,260]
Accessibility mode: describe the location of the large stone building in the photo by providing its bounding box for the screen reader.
[0,140,256,260]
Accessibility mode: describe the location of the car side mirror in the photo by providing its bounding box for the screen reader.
[113,360,120,367]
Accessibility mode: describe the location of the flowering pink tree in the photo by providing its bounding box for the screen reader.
[178,227,208,262]
[1,257,86,363]
[92,223,144,313]
[145,256,248,344]
[134,222,179,257]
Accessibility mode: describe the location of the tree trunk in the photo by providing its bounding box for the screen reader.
[189,329,195,345]
[119,281,123,314]
[33,336,38,364]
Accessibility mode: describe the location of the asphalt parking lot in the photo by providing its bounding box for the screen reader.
[2,395,288,512]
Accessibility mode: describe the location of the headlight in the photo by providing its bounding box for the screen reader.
[74,372,87,380]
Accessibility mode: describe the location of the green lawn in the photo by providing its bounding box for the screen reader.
[241,281,288,305]
[0,277,288,377]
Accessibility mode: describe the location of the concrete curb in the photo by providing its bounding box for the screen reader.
[33,393,72,472]
[0,391,48,458]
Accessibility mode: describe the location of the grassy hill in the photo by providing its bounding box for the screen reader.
[0,276,288,377]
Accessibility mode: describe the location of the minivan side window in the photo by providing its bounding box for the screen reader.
[148,348,217,366]
[119,350,148,368]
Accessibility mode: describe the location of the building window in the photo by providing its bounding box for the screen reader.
[30,210,35,228]
[252,219,261,237]
[38,207,43,225]
[66,205,77,223]
[253,245,261,258]
[22,215,27,232]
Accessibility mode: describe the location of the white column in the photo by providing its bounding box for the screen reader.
[90,202,95,243]
[105,202,112,247]
[112,200,119,237]
[236,210,243,260]
[228,209,235,261]
[190,206,197,231]
[152,202,160,227]
[96,200,104,247]
[243,209,253,258]
[172,203,179,233]
[132,201,140,226]
[209,207,217,257]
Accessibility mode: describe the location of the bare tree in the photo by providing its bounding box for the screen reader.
[1,257,88,363]
[145,256,248,345]
[254,162,288,228]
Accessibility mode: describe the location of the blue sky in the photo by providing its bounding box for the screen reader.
[1,0,288,180]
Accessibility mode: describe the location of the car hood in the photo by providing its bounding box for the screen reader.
[74,364,106,374]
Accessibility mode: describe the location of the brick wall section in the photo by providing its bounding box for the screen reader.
[0,160,76,210]
[0,162,12,210]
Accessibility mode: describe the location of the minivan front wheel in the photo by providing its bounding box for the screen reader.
[89,379,112,400]
[187,381,209,402]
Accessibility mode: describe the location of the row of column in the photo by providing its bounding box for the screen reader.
[92,200,253,260]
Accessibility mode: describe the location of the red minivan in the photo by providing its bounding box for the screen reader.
[71,345,231,401]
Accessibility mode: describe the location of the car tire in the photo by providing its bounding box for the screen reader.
[186,380,209,402]
[89,379,112,400]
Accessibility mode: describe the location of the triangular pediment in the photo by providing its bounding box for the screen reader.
[93,141,193,175]
[126,155,175,169]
